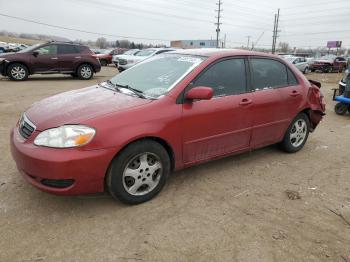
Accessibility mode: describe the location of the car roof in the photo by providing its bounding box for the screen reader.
[169,48,279,59]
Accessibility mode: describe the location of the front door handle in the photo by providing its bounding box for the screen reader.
[51,57,58,60]
[239,98,253,106]
[290,90,300,97]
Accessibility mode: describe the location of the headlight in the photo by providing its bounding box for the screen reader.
[34,125,96,148]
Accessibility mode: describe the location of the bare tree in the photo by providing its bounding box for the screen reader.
[96,37,107,49]
[278,42,290,53]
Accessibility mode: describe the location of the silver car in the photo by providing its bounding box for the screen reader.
[116,48,176,71]
[286,56,310,74]
[112,49,140,67]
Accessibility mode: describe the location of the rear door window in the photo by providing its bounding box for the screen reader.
[58,45,79,54]
[250,58,288,90]
[192,58,247,97]
[36,45,58,55]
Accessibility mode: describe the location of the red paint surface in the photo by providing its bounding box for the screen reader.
[10,50,325,195]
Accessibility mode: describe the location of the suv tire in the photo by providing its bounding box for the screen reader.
[7,63,29,81]
[77,64,93,80]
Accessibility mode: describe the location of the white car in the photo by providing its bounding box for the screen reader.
[285,56,310,74]
[112,49,140,67]
[116,48,176,71]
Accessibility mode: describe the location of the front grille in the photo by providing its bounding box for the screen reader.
[18,114,36,139]
[118,59,127,65]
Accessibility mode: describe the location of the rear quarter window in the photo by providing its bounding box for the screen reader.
[58,45,80,54]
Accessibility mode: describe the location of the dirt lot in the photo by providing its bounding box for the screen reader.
[0,67,349,262]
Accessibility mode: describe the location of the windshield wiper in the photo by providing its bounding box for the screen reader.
[115,83,146,98]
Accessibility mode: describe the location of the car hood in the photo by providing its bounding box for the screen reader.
[95,53,110,57]
[113,54,135,60]
[26,85,152,131]
[313,59,332,63]
[0,52,16,58]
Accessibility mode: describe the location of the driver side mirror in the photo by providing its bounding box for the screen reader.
[32,51,39,57]
[185,87,213,101]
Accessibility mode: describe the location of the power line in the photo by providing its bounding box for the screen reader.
[282,0,349,9]
[281,29,350,37]
[0,13,170,41]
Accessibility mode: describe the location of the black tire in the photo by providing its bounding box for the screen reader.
[310,69,315,72]
[280,113,310,153]
[7,63,29,81]
[100,59,107,66]
[323,66,331,73]
[106,140,170,205]
[335,103,348,115]
[77,64,94,80]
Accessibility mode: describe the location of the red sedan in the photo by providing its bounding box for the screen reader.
[10,49,325,204]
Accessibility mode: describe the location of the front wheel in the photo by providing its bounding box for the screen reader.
[280,113,310,153]
[106,140,170,204]
[77,64,93,80]
[7,63,29,81]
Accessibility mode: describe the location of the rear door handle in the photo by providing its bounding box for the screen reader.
[74,56,81,59]
[290,90,300,97]
[51,57,58,60]
[239,98,253,106]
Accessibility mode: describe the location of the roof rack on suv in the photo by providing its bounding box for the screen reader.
[46,40,84,45]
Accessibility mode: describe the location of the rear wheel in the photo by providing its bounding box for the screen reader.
[100,59,107,66]
[323,66,331,73]
[335,103,348,115]
[7,63,29,81]
[77,64,93,80]
[281,113,310,153]
[106,140,170,204]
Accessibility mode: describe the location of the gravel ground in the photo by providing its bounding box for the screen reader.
[0,67,349,262]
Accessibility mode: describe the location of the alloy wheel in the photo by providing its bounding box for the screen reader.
[81,66,92,79]
[11,66,26,80]
[122,152,163,196]
[290,119,307,147]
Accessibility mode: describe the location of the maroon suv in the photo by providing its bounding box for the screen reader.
[0,41,101,81]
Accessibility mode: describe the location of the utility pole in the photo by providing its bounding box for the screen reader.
[272,8,280,54]
[215,0,223,48]
[246,36,251,49]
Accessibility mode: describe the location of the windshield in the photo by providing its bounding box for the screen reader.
[124,49,139,55]
[286,57,296,62]
[101,49,112,54]
[135,50,156,57]
[110,54,205,98]
[18,43,42,53]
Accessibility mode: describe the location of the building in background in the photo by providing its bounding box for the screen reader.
[171,40,216,49]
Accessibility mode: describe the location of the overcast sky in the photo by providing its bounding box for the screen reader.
[0,0,349,49]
